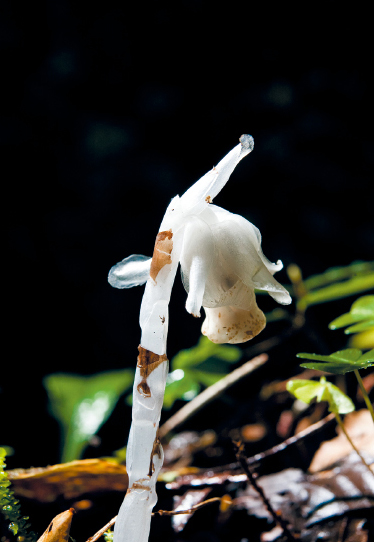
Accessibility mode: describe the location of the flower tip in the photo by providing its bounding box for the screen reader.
[239,134,254,152]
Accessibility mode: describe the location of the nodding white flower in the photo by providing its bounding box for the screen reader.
[109,134,291,352]
[110,136,292,542]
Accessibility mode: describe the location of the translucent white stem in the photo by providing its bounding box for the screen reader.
[114,231,183,542]
[113,361,168,542]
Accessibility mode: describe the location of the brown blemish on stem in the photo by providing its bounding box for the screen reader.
[131,482,151,491]
[137,346,168,378]
[149,229,173,282]
[137,380,151,398]
[205,195,212,203]
[148,432,162,477]
[136,346,168,398]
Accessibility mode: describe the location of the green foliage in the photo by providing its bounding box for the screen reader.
[0,448,36,542]
[302,261,374,291]
[104,529,114,542]
[163,336,242,409]
[297,348,374,375]
[44,370,134,462]
[329,295,374,334]
[286,376,355,414]
[295,261,374,312]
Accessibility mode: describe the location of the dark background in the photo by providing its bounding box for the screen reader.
[2,1,373,469]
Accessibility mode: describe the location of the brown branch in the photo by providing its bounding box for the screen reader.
[86,498,228,542]
[246,411,335,467]
[234,441,297,542]
[159,353,268,439]
[154,496,224,516]
[86,516,117,542]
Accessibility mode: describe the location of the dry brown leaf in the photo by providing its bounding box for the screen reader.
[168,453,374,537]
[309,409,374,473]
[37,509,74,542]
[234,453,374,532]
[8,459,128,502]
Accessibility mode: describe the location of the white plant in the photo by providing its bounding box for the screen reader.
[108,134,291,542]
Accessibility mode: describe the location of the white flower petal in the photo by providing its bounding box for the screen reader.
[108,254,151,289]
[226,212,284,276]
[180,217,214,317]
[252,266,292,304]
[179,135,254,216]
[185,262,206,317]
[201,211,291,305]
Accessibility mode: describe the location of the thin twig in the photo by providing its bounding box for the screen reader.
[86,498,228,542]
[234,441,296,542]
[159,353,268,439]
[335,412,374,476]
[86,516,117,542]
[246,411,335,466]
[154,496,224,516]
[354,369,374,424]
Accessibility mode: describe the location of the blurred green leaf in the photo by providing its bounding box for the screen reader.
[297,348,374,375]
[163,336,242,410]
[44,370,134,462]
[302,261,374,291]
[192,370,227,387]
[298,273,374,311]
[287,376,355,414]
[172,336,241,370]
[329,295,374,334]
[163,372,200,408]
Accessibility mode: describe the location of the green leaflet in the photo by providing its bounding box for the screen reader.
[297,348,374,375]
[329,295,374,334]
[287,376,355,414]
[44,370,134,462]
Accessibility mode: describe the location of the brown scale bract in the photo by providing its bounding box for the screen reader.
[131,482,150,491]
[149,229,173,282]
[136,346,168,398]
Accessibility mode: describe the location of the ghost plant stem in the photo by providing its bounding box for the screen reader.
[109,136,292,542]
[353,369,374,424]
[334,411,374,476]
